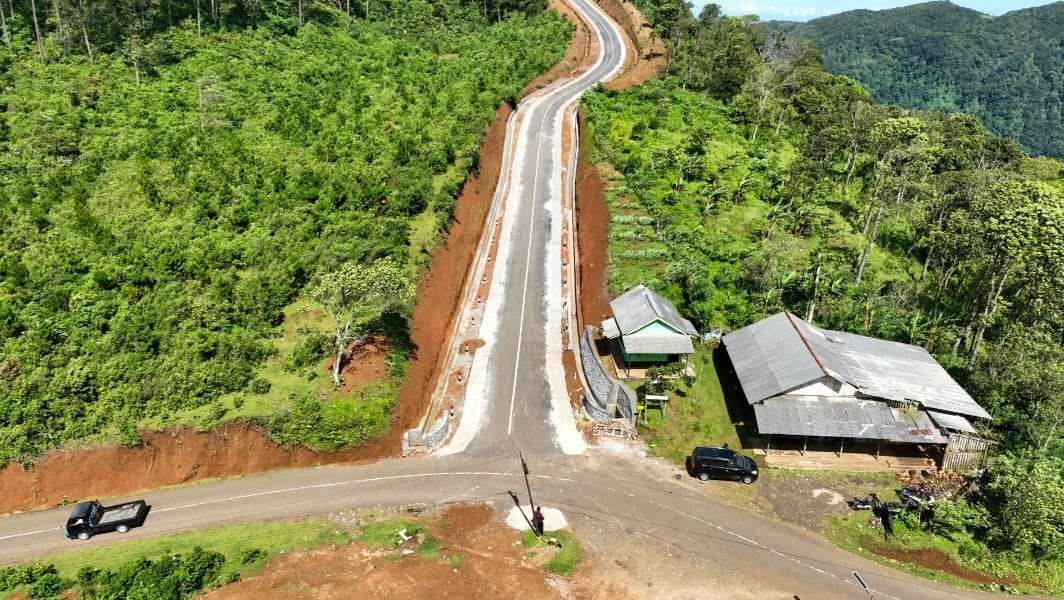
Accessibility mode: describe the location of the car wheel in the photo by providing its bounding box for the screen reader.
[116,525,130,533]
[77,532,91,541]
[741,475,755,485]
[697,472,710,482]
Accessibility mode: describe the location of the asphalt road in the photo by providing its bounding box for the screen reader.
[0,2,1030,598]
[0,452,1010,599]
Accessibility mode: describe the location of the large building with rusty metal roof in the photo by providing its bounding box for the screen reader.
[723,312,991,469]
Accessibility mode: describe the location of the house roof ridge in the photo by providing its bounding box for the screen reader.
[784,312,830,378]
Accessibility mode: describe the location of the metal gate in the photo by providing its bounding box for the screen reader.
[942,433,989,471]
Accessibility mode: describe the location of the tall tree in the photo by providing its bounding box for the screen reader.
[311,259,414,386]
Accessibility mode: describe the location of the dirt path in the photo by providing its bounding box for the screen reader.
[197,501,754,600]
[201,504,570,600]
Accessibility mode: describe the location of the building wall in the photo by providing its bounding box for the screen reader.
[784,376,857,397]
[624,352,671,363]
[631,319,684,336]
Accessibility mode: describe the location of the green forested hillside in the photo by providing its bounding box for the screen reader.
[772,1,1064,158]
[593,1,1063,586]
[0,0,570,461]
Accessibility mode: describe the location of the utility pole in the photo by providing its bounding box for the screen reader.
[507,491,535,532]
[520,453,535,511]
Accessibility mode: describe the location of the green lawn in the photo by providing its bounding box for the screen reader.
[0,519,349,600]
[639,347,743,465]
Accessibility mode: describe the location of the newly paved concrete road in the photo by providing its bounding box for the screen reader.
[0,2,1025,598]
[445,0,626,457]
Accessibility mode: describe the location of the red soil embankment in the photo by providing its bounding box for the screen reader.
[595,0,666,90]
[574,110,612,330]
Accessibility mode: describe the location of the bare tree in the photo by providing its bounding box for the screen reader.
[0,2,10,47]
[76,0,93,61]
[29,0,45,63]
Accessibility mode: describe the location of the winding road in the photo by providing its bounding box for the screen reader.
[0,2,1021,598]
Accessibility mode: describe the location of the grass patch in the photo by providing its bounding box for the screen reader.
[357,517,444,561]
[520,530,583,577]
[0,519,349,600]
[639,347,743,465]
[142,298,341,431]
[418,535,442,560]
[826,512,1062,596]
[358,518,424,549]
[448,552,467,569]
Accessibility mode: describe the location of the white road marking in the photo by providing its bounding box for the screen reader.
[629,491,906,600]
[506,129,546,436]
[0,528,60,541]
[0,471,575,541]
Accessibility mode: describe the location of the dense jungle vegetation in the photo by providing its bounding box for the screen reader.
[0,0,570,461]
[772,1,1064,158]
[587,0,1064,584]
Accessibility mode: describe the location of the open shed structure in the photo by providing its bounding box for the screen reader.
[723,312,991,470]
[600,285,698,373]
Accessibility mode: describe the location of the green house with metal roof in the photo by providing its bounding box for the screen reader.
[600,285,699,365]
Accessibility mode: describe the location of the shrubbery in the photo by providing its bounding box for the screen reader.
[1,547,231,599]
[268,384,394,451]
[0,2,570,462]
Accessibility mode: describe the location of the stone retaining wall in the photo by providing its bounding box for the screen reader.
[580,325,638,426]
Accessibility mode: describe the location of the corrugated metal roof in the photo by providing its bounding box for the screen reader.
[610,285,698,337]
[601,318,621,339]
[927,410,977,433]
[621,334,695,355]
[721,313,825,404]
[753,396,948,444]
[724,312,990,420]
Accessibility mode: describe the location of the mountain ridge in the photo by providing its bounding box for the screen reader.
[770,1,1064,157]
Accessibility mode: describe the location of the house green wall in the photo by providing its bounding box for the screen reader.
[623,350,670,363]
[621,319,690,363]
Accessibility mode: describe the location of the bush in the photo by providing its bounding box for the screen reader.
[268,385,394,451]
[26,573,72,599]
[78,547,225,600]
[0,564,59,591]
[285,333,333,371]
[985,454,1064,559]
[929,499,990,542]
[249,378,272,394]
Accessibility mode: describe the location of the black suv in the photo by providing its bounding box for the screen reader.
[687,447,759,484]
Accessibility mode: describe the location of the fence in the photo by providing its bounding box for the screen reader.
[942,432,990,472]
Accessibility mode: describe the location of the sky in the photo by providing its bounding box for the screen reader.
[694,1,1057,21]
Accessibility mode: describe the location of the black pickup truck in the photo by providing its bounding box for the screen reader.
[64,500,150,540]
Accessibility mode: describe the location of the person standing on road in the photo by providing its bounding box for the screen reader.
[532,506,545,536]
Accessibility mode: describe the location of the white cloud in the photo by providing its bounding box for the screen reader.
[712,0,836,19]
[729,1,830,18]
